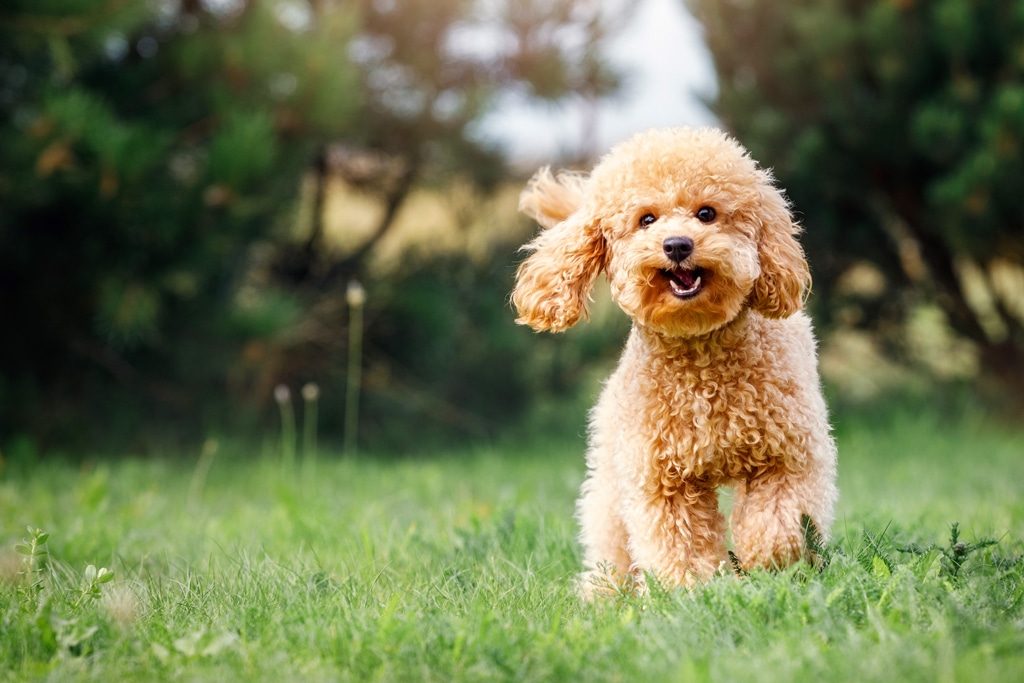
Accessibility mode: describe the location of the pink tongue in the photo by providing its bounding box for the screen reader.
[676,269,695,288]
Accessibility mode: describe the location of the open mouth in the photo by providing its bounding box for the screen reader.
[662,266,705,299]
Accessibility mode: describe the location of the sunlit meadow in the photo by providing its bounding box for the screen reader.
[2,401,1022,682]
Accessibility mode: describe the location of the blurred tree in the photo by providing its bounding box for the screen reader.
[690,0,1024,398]
[0,0,624,446]
[0,0,363,443]
[282,0,624,286]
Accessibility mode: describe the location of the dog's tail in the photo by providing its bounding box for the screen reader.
[519,167,587,229]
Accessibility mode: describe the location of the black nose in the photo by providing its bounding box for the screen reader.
[663,236,694,263]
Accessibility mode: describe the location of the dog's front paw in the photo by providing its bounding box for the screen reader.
[733,516,804,570]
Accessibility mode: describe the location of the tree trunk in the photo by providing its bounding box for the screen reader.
[886,189,1024,407]
[303,145,329,268]
[977,340,1024,413]
[319,161,418,286]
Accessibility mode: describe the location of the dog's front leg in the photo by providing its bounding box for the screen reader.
[621,481,726,588]
[576,465,633,598]
[731,457,836,570]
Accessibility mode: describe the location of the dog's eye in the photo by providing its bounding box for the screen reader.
[639,213,657,228]
[696,206,717,223]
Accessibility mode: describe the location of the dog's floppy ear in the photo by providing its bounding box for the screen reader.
[750,176,811,318]
[512,170,604,332]
[518,167,588,229]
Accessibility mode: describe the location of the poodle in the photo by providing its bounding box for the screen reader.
[512,127,837,596]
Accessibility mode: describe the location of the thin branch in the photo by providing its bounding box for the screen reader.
[303,146,329,262]
[884,188,992,346]
[320,161,418,284]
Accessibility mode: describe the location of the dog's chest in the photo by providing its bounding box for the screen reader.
[619,346,799,482]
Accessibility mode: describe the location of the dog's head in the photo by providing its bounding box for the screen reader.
[512,127,810,337]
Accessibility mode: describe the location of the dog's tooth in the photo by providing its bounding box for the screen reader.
[667,272,702,297]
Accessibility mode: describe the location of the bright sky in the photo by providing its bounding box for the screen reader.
[476,0,718,168]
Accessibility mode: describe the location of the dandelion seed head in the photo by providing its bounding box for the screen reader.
[346,280,366,307]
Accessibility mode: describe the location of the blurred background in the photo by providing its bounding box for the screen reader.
[1,0,1022,456]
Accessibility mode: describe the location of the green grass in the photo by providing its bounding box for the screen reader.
[2,405,1023,682]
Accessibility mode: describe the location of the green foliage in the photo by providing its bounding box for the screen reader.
[11,525,115,661]
[898,521,1000,584]
[206,111,276,189]
[75,564,114,608]
[358,247,545,446]
[0,1,366,443]
[15,527,50,593]
[800,513,830,571]
[352,247,625,449]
